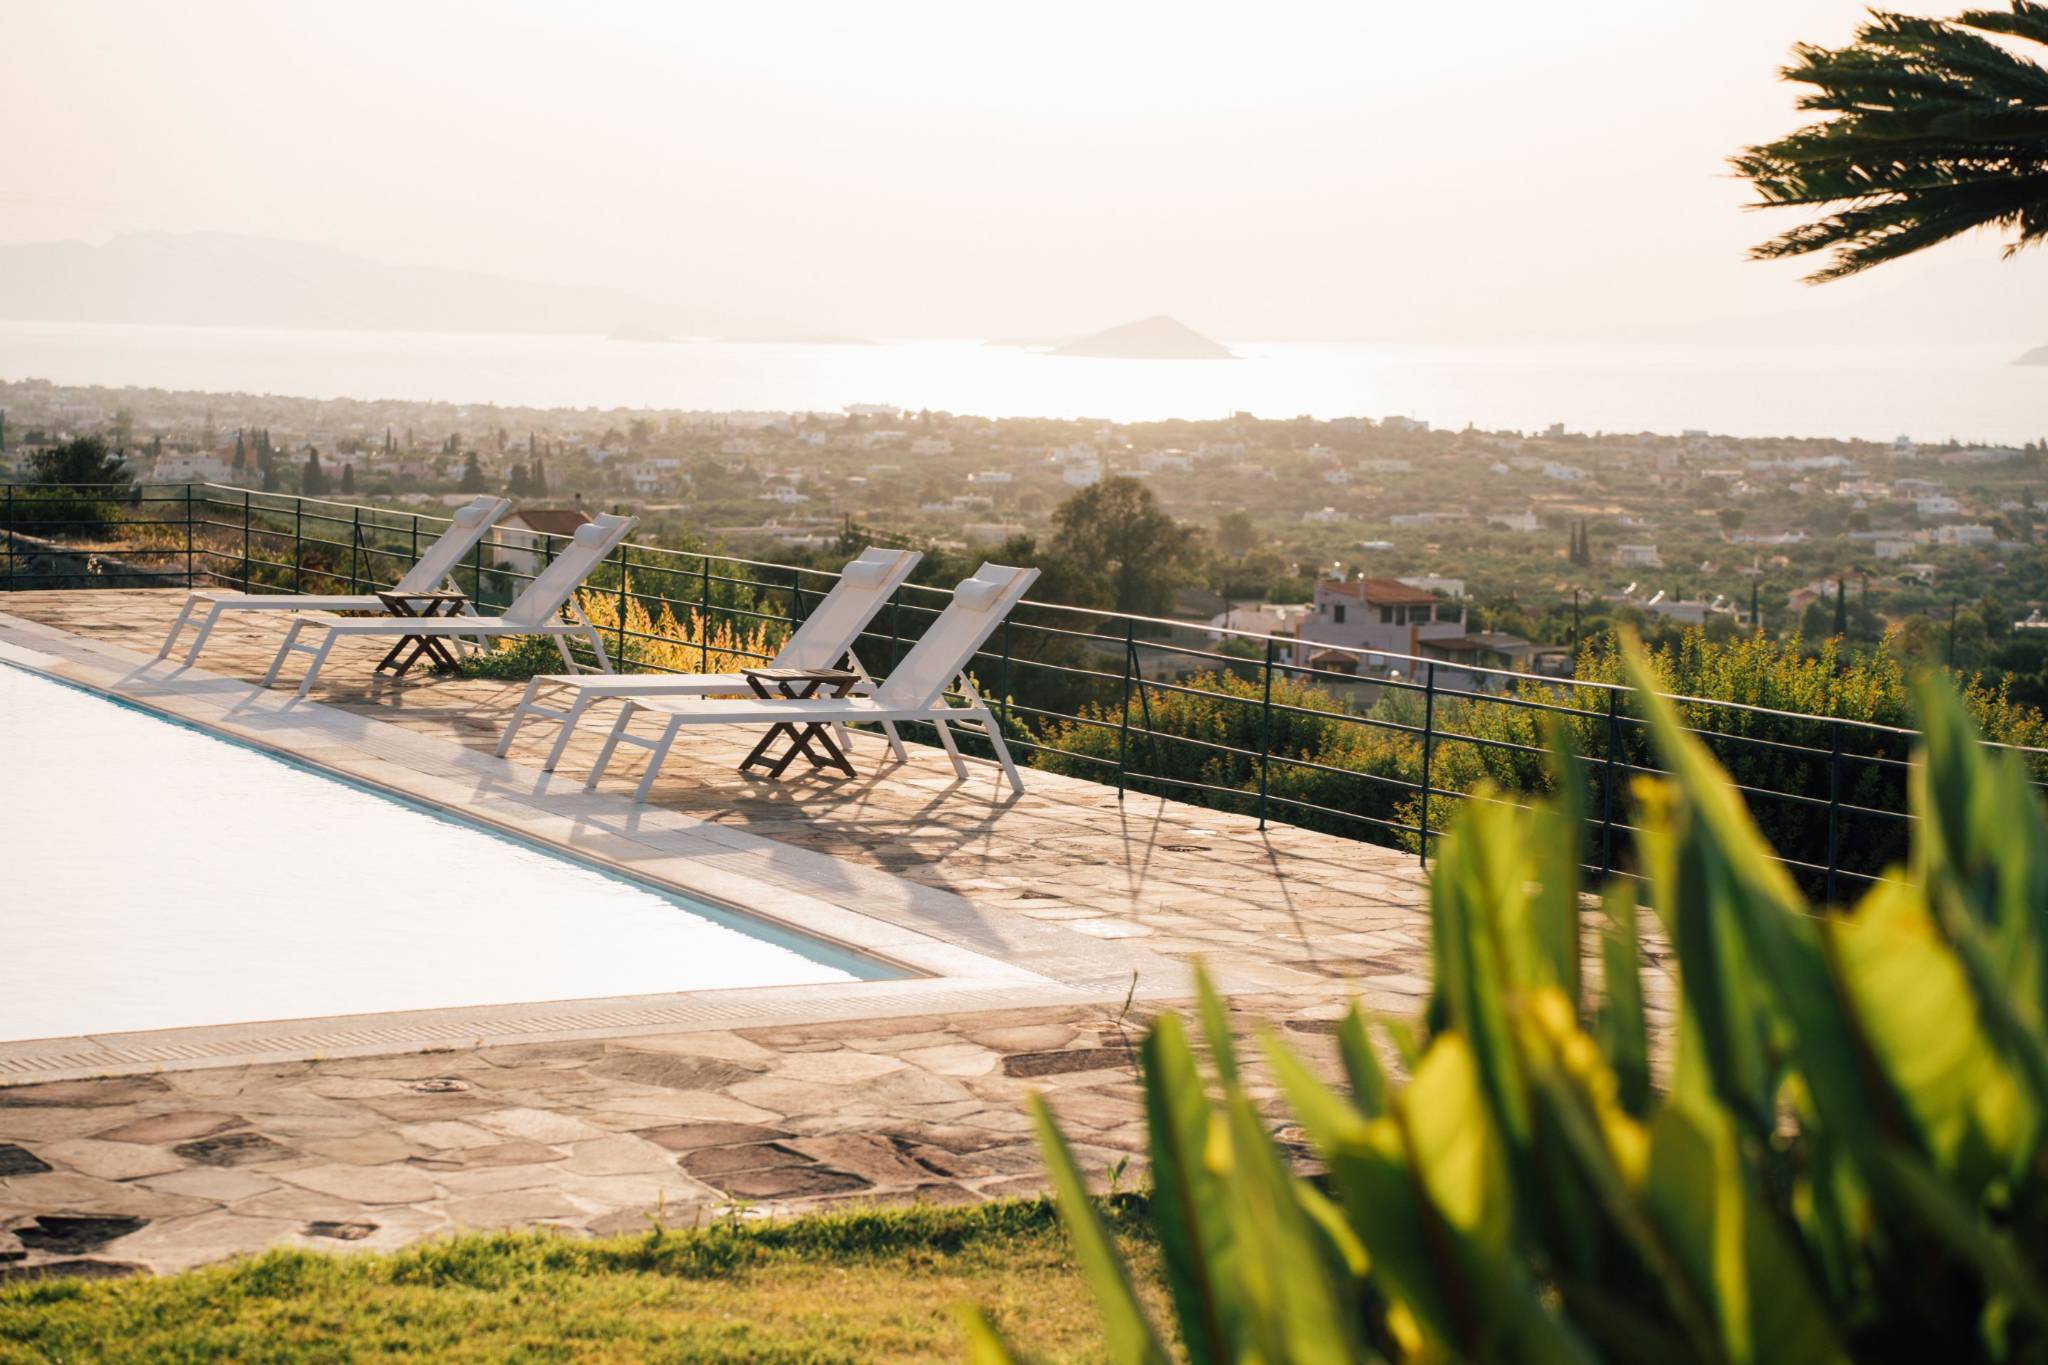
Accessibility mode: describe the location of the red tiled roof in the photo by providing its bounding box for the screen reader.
[1323,576,1439,607]
[504,509,593,536]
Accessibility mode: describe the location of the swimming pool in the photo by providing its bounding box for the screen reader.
[0,662,896,1042]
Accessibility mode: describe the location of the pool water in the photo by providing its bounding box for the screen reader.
[0,663,892,1042]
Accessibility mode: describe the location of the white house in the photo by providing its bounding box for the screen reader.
[1935,523,1995,547]
[493,507,593,575]
[909,436,953,457]
[1612,544,1663,568]
[1061,460,1102,488]
[1543,462,1591,482]
[1916,495,1962,517]
[1487,510,1541,533]
[149,451,234,483]
[1382,416,1429,433]
[1292,576,1463,670]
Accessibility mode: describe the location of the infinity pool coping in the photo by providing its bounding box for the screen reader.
[0,613,1199,1083]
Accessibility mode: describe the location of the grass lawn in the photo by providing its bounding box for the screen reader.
[0,1199,1161,1362]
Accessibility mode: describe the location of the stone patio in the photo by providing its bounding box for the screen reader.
[0,588,1483,1280]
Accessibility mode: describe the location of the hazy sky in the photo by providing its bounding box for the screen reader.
[5,0,2045,341]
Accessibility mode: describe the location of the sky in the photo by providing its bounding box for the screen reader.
[4,0,2045,342]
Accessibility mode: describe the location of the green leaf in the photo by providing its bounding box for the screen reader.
[1027,1094,1170,1365]
[1336,1001,1389,1118]
[1873,1143,2048,1326]
[1139,1012,1240,1365]
[955,1306,1027,1365]
[1595,879,1652,1118]
[1194,964,1240,1086]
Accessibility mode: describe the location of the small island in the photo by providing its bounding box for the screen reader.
[1050,315,1235,360]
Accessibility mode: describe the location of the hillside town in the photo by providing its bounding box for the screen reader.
[3,376,2043,694]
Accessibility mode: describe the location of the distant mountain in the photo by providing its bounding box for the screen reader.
[1050,315,1235,359]
[0,232,795,337]
[2017,344,2048,365]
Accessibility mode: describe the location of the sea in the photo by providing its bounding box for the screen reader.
[0,320,2040,444]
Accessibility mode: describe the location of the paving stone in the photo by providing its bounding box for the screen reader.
[297,1132,419,1166]
[587,1053,764,1091]
[441,1189,588,1229]
[137,1166,281,1203]
[697,1165,872,1200]
[552,1169,710,1210]
[0,1144,52,1178]
[768,1052,907,1084]
[38,1138,186,1182]
[893,1043,1002,1077]
[172,1132,297,1168]
[560,1135,676,1176]
[13,1214,150,1255]
[396,1121,502,1151]
[786,1133,941,1186]
[275,1163,439,1205]
[433,1162,578,1197]
[638,1122,792,1153]
[304,1220,378,1241]
[607,1032,778,1064]
[471,1108,608,1144]
[578,1091,783,1126]
[0,1077,172,1109]
[1001,1046,1136,1079]
[678,1143,811,1179]
[103,1213,302,1274]
[91,1113,244,1145]
[424,1140,566,1169]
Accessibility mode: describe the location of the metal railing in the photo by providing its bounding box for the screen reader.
[6,480,2043,900]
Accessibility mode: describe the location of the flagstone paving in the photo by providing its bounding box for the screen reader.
[0,589,1669,1280]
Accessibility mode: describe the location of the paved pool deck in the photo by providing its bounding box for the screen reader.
[0,588,1464,1278]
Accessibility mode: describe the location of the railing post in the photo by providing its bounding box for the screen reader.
[999,616,1011,735]
[1826,720,1843,905]
[184,484,194,587]
[1601,686,1620,875]
[1115,618,1134,801]
[1257,637,1275,829]
[4,484,12,592]
[615,546,629,665]
[472,536,484,609]
[700,555,711,671]
[241,491,251,589]
[349,507,361,592]
[292,497,303,593]
[1419,662,1437,866]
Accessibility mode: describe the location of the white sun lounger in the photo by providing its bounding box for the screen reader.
[263,513,639,698]
[584,562,1039,802]
[157,495,513,664]
[493,545,924,773]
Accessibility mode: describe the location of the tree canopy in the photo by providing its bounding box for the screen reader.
[27,435,131,488]
[1733,3,2048,280]
[1045,476,1195,616]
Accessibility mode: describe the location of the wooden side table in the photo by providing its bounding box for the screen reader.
[373,590,471,677]
[739,666,860,778]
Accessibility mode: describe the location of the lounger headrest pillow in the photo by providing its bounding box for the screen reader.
[452,504,492,528]
[954,573,1012,613]
[572,522,613,548]
[839,557,893,588]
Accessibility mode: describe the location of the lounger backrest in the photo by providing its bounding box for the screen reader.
[770,547,923,671]
[391,495,513,594]
[499,513,640,626]
[872,563,1039,709]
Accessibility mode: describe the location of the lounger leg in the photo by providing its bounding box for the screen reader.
[541,693,594,773]
[583,625,614,675]
[979,711,1026,794]
[158,596,201,660]
[879,719,908,763]
[295,634,339,699]
[551,633,577,672]
[263,621,308,686]
[585,706,637,791]
[931,717,969,779]
[183,601,228,665]
[496,676,547,757]
[633,717,685,804]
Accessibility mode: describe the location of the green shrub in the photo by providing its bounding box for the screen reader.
[0,487,120,537]
[977,650,2048,1363]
